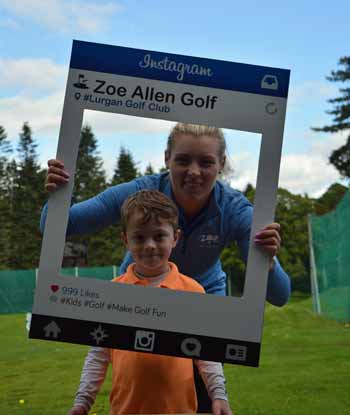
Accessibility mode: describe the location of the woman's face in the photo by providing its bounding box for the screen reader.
[165,133,225,210]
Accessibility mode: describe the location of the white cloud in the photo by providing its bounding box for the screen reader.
[0,58,66,91]
[229,152,259,191]
[0,91,64,138]
[227,130,349,197]
[288,80,337,110]
[279,153,341,197]
[0,0,122,34]
[309,130,348,159]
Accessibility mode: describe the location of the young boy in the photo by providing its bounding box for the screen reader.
[68,190,232,415]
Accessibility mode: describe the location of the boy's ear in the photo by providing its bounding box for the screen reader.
[172,228,181,247]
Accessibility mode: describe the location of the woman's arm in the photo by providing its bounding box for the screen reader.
[41,159,154,236]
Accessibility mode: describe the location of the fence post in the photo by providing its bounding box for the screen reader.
[113,265,117,278]
[307,214,321,315]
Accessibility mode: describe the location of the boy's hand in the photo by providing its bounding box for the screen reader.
[67,405,88,415]
[45,159,70,192]
[212,398,233,415]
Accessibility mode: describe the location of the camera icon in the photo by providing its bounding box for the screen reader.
[134,330,155,352]
[225,344,247,362]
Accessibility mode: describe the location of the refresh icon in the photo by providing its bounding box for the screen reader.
[265,102,278,115]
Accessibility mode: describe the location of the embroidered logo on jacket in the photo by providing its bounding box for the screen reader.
[199,233,219,247]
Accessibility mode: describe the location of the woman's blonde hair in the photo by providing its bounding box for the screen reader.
[167,123,226,164]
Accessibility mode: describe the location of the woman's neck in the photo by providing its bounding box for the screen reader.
[174,193,209,219]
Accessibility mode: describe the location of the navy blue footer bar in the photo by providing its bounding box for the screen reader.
[29,314,261,367]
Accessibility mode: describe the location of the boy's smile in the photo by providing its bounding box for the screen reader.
[122,211,180,277]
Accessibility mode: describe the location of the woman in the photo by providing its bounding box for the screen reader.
[43,123,290,412]
[44,123,289,300]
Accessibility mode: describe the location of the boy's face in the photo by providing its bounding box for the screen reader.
[122,211,180,277]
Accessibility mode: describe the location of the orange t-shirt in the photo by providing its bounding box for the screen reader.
[109,262,205,415]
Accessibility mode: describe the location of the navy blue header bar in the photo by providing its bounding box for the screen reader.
[70,40,290,98]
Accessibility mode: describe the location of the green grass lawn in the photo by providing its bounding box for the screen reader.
[1,296,349,415]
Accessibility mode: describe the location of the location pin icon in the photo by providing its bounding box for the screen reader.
[75,92,81,100]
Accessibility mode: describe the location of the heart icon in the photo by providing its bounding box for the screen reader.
[50,285,59,293]
[186,342,196,351]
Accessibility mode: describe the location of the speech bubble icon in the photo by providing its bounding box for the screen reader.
[180,337,201,357]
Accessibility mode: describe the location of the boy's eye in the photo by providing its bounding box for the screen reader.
[176,158,189,165]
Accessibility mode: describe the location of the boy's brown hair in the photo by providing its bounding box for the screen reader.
[121,190,179,232]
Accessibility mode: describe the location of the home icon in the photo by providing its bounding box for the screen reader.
[43,321,61,338]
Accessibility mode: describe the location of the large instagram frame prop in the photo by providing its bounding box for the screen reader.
[30,40,289,367]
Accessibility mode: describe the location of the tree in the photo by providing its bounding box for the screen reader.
[0,126,13,268]
[313,183,347,215]
[0,125,12,180]
[312,56,350,179]
[68,125,108,265]
[91,146,140,267]
[329,138,350,178]
[221,183,255,295]
[159,166,168,173]
[73,125,106,202]
[111,147,138,185]
[275,188,315,292]
[8,123,47,268]
[144,163,155,175]
[221,185,316,295]
[1,160,18,268]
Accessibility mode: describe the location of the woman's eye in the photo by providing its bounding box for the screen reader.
[200,159,215,167]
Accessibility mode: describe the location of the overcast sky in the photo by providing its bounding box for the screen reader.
[0,0,349,197]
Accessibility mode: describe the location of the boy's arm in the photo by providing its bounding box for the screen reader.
[195,360,233,415]
[68,347,110,414]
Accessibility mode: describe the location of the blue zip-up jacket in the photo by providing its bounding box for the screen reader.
[40,173,290,306]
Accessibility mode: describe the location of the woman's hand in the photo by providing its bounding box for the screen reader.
[254,222,281,270]
[45,159,70,192]
[212,398,233,415]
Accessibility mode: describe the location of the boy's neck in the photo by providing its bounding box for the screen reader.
[134,265,170,280]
